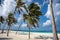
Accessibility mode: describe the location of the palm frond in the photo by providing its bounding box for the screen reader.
[23,2,42,28]
[7,13,17,26]
[23,14,28,22]
[14,0,25,14]
[0,16,5,23]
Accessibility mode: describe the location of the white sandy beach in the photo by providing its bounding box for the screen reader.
[0,30,60,40]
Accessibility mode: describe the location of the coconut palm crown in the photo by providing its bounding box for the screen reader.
[0,16,5,23]
[14,0,27,14]
[23,3,42,27]
[6,13,17,26]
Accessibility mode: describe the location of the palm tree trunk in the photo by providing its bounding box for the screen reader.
[29,26,30,39]
[28,24,30,39]
[1,25,4,33]
[0,23,1,30]
[0,23,4,33]
[16,25,20,34]
[50,0,59,40]
[1,29,4,33]
[7,26,10,36]
[26,4,31,39]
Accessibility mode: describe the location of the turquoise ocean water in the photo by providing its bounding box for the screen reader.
[11,30,60,34]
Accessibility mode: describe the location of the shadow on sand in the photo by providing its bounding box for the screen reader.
[0,38,13,40]
[35,35,53,40]
[0,31,6,34]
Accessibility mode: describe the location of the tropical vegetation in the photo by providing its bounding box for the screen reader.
[0,16,5,33]
[23,3,42,39]
[6,13,17,36]
[0,0,58,40]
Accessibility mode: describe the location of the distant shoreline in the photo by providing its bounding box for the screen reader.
[14,30,60,34]
[0,29,60,34]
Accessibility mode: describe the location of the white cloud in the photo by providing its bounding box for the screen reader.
[54,3,60,16]
[18,18,22,22]
[45,4,51,18]
[17,14,23,22]
[23,0,32,3]
[35,2,41,7]
[13,24,19,27]
[21,23,27,27]
[20,7,27,14]
[0,0,16,18]
[42,0,58,6]
[42,0,49,6]
[43,20,51,27]
[0,6,3,16]
[43,3,60,27]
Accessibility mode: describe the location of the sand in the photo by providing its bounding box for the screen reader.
[0,30,60,40]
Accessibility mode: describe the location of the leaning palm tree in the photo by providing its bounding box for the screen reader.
[23,3,42,39]
[6,13,17,36]
[50,0,59,40]
[0,16,5,33]
[14,0,27,34]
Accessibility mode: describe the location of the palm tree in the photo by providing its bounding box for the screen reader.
[14,0,27,34]
[50,0,59,40]
[14,0,27,14]
[6,13,17,36]
[23,3,42,39]
[0,16,5,33]
[16,24,21,34]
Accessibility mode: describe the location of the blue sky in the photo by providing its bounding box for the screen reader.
[0,0,60,32]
